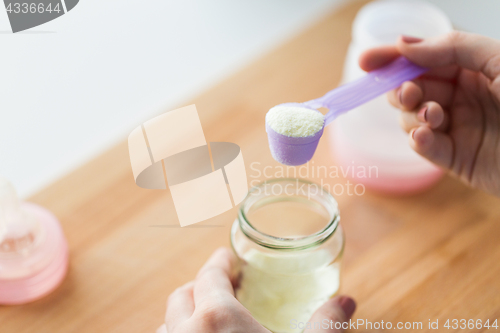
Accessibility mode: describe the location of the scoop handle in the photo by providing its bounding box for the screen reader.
[304,57,428,126]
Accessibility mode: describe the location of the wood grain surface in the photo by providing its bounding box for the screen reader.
[2,1,500,332]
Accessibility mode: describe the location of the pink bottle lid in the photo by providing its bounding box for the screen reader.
[0,179,69,305]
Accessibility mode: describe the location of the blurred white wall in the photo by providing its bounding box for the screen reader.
[0,0,343,197]
[428,0,500,40]
[0,0,499,198]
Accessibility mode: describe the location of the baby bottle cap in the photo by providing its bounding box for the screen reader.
[0,178,32,242]
[0,178,69,304]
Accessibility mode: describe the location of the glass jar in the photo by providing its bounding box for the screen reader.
[230,178,344,333]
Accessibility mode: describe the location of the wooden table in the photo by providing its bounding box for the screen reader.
[2,2,500,332]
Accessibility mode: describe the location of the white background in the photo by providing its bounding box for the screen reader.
[1,0,499,198]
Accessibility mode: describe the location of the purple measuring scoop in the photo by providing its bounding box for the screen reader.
[266,56,428,166]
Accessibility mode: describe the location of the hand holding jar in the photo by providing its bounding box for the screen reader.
[158,247,355,333]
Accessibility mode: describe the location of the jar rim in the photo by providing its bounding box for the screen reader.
[238,178,340,250]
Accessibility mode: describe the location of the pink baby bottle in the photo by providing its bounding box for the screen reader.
[330,0,453,194]
[0,178,69,304]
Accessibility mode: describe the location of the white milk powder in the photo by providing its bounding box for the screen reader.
[266,105,324,137]
[236,249,340,333]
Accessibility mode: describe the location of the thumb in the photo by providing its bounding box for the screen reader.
[305,296,356,333]
[156,324,167,333]
[397,31,500,80]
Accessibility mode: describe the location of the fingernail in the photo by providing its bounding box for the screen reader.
[397,88,403,105]
[401,35,423,43]
[338,296,356,319]
[410,128,416,140]
[417,106,428,122]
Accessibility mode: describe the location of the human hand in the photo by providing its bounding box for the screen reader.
[157,247,356,333]
[359,32,500,197]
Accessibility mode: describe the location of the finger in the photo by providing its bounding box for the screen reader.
[410,126,454,170]
[196,247,235,280]
[194,247,237,304]
[399,102,448,133]
[305,296,356,333]
[400,110,420,133]
[408,78,455,108]
[398,32,500,80]
[166,281,195,332]
[389,79,455,111]
[359,46,400,72]
[156,324,167,333]
[359,44,459,80]
[418,102,448,131]
[419,64,460,81]
[388,81,423,111]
